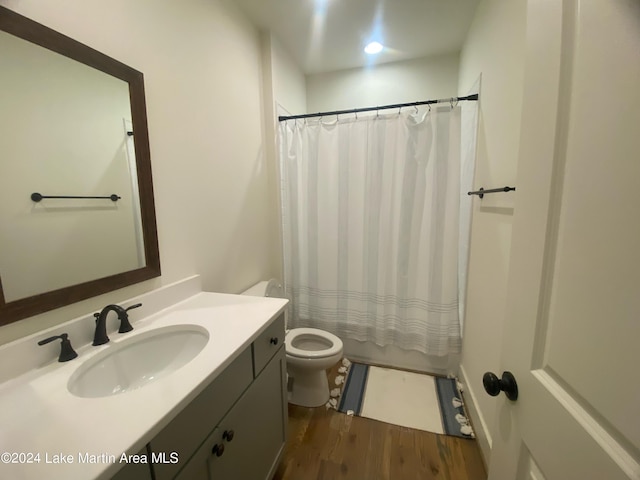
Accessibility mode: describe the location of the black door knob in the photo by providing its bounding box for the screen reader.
[270,337,279,345]
[223,430,234,442]
[482,371,518,401]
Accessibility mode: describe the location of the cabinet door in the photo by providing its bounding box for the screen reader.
[176,346,287,480]
[151,348,253,480]
[110,447,152,480]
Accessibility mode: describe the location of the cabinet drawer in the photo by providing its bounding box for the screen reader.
[252,314,285,377]
[151,347,253,480]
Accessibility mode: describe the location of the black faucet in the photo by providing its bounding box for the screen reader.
[93,303,142,346]
[38,333,78,362]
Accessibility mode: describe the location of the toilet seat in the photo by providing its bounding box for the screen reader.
[285,328,343,359]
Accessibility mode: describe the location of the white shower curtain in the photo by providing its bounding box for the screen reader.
[280,105,474,358]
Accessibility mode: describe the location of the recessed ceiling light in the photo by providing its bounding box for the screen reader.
[364,41,383,55]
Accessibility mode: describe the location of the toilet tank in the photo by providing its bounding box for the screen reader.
[242,280,288,330]
[241,279,285,299]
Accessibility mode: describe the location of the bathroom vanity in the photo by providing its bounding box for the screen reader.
[0,278,288,480]
[147,315,286,480]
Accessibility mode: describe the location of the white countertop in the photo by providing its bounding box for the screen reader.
[0,290,287,480]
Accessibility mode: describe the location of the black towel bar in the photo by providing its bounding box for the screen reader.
[31,193,121,202]
[467,186,516,199]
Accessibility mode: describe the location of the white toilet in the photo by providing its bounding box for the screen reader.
[242,279,344,407]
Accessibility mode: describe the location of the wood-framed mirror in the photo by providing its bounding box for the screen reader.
[0,6,161,326]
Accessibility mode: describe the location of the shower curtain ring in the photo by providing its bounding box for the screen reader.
[414,105,419,114]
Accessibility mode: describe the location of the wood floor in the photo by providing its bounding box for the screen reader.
[273,366,487,480]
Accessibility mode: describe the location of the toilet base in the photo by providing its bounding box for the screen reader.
[287,368,330,407]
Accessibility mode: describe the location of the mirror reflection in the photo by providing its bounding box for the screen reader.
[0,30,146,302]
[0,6,160,325]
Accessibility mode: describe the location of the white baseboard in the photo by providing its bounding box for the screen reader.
[459,364,491,466]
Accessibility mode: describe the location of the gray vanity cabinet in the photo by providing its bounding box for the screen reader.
[149,314,287,480]
[111,447,153,480]
[176,346,286,479]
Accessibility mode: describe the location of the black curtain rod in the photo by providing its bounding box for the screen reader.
[278,94,478,122]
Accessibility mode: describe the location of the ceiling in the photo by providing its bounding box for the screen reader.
[235,0,481,74]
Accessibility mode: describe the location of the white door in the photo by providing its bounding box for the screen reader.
[488,1,640,479]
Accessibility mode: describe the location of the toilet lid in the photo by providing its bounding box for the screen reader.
[285,328,343,359]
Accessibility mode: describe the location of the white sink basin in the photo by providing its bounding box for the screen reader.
[68,325,209,398]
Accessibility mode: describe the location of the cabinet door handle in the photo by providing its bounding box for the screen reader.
[223,430,234,442]
[270,337,279,345]
[212,443,225,457]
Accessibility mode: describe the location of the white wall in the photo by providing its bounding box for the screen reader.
[456,0,527,463]
[0,0,277,344]
[270,36,307,116]
[306,53,460,113]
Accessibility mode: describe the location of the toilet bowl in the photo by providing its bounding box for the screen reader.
[241,279,344,407]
